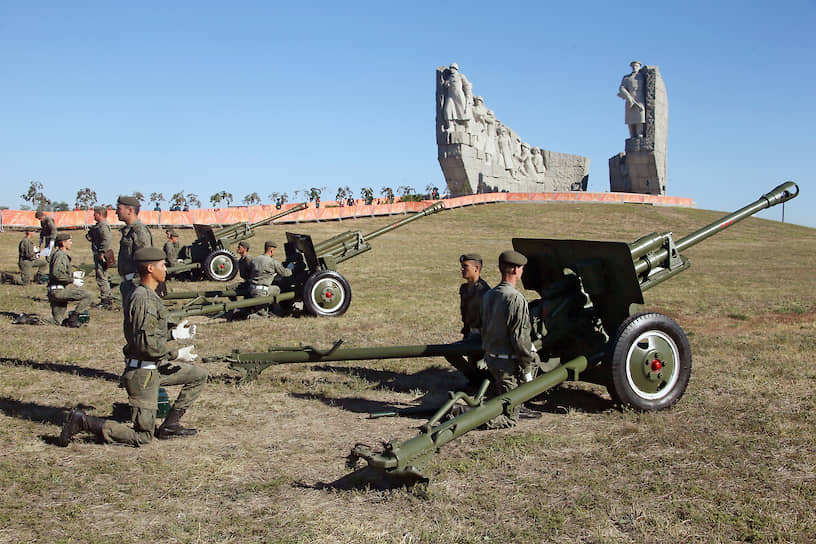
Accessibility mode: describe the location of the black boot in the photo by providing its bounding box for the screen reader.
[64,312,82,328]
[156,407,197,439]
[58,408,106,446]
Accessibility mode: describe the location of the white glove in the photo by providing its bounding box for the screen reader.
[34,246,40,253]
[73,270,85,279]
[171,319,197,340]
[72,278,84,287]
[175,345,198,362]
[522,371,533,383]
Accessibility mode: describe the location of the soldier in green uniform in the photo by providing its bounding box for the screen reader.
[247,240,292,317]
[445,253,492,386]
[35,210,57,256]
[18,227,47,284]
[47,233,94,327]
[480,250,542,428]
[163,230,181,266]
[116,195,153,302]
[58,247,208,447]
[234,240,253,296]
[85,206,113,308]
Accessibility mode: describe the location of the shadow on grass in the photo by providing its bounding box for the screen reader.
[311,364,464,394]
[291,391,442,419]
[0,396,75,427]
[0,357,121,382]
[296,467,428,493]
[528,386,616,414]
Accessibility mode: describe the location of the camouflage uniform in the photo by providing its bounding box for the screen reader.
[480,281,537,428]
[163,238,180,266]
[39,215,57,251]
[86,217,112,302]
[249,253,292,297]
[47,247,93,325]
[18,236,46,285]
[445,278,491,385]
[100,284,207,446]
[118,219,153,301]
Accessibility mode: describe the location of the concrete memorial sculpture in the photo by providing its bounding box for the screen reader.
[436,63,590,196]
[609,61,669,195]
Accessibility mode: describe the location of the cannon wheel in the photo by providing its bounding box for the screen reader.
[302,270,351,317]
[607,312,691,411]
[203,249,238,282]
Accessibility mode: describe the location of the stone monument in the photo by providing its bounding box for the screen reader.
[436,63,590,196]
[609,61,668,195]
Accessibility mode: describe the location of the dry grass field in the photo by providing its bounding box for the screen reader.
[0,199,814,544]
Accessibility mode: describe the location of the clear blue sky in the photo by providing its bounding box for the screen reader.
[1,1,814,227]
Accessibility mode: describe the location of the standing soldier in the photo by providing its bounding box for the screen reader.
[163,230,181,266]
[445,253,492,386]
[116,195,153,302]
[247,240,292,317]
[47,233,94,327]
[35,210,57,258]
[86,206,113,308]
[18,227,47,285]
[479,250,542,428]
[58,247,207,446]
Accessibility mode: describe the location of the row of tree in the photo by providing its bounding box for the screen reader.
[16,181,443,211]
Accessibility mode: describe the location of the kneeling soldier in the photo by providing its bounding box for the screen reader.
[59,247,208,446]
[48,233,93,327]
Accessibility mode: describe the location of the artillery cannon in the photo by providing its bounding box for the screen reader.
[206,182,799,484]
[166,202,308,282]
[166,201,445,319]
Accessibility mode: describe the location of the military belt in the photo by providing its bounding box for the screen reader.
[487,352,515,360]
[126,359,158,370]
[48,285,65,290]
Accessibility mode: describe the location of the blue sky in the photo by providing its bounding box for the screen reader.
[1,1,814,227]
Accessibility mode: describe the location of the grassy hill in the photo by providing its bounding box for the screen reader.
[0,200,814,543]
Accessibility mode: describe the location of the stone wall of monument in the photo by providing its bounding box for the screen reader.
[609,64,668,195]
[436,64,590,196]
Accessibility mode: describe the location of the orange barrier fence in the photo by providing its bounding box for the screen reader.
[0,192,694,230]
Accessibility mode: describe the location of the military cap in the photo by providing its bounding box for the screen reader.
[264,240,277,250]
[498,250,527,267]
[93,205,107,213]
[56,233,72,242]
[117,195,140,207]
[133,247,167,263]
[168,230,179,238]
[459,253,483,264]
[238,240,250,250]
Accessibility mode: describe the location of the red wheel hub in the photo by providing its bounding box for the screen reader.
[650,359,662,371]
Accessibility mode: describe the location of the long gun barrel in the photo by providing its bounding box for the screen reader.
[211,202,308,243]
[313,201,444,264]
[628,181,799,290]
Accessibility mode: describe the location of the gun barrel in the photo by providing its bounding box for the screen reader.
[632,181,798,277]
[168,291,296,320]
[247,202,308,230]
[361,201,444,242]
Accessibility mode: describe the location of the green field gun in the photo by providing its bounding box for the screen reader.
[166,201,445,319]
[166,202,308,282]
[207,182,798,484]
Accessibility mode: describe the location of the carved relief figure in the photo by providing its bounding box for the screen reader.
[617,60,646,138]
[531,147,546,174]
[442,63,473,126]
[518,142,535,179]
[497,125,516,178]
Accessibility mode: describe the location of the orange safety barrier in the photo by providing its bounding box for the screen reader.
[0,193,694,231]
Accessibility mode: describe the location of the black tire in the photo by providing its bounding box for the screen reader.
[607,312,691,411]
[203,249,238,282]
[302,270,351,317]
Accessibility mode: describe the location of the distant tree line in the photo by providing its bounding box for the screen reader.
[14,180,445,212]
